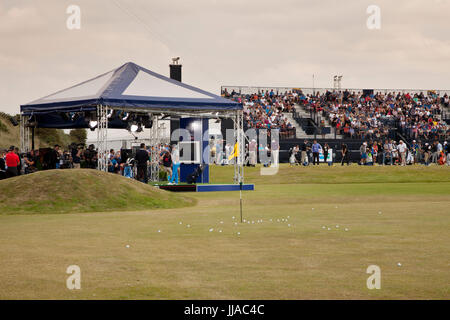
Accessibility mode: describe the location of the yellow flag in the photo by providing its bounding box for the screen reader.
[228,142,239,160]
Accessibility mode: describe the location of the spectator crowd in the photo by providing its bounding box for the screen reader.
[223,89,298,139]
[297,90,449,141]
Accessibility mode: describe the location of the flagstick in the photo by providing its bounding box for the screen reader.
[240,182,243,223]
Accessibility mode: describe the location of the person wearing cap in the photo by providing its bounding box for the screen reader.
[444,141,450,166]
[169,144,180,185]
[423,143,431,166]
[431,141,439,164]
[271,138,279,167]
[411,140,420,164]
[300,140,309,166]
[289,145,299,166]
[360,142,367,165]
[397,140,407,166]
[5,146,20,178]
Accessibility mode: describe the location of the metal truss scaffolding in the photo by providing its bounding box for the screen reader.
[150,114,160,182]
[20,114,30,153]
[96,105,108,172]
[233,110,244,184]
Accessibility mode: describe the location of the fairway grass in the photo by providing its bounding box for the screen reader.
[0,165,449,299]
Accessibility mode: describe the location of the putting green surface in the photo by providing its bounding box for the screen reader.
[0,165,449,299]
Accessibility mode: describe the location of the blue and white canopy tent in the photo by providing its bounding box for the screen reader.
[20,62,244,183]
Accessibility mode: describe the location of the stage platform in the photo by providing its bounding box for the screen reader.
[158,184,255,192]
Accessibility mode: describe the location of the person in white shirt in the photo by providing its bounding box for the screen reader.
[169,144,180,185]
[249,139,257,166]
[397,140,408,166]
[271,139,280,167]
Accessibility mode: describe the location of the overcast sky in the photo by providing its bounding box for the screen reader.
[1,0,449,115]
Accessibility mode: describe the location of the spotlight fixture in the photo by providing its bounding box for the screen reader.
[130,123,139,132]
[89,120,98,130]
[86,111,98,131]
[136,123,143,133]
[122,112,130,121]
[69,112,80,122]
[107,109,114,119]
[141,116,153,128]
[60,112,70,122]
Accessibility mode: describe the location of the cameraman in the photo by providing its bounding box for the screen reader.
[25,150,38,174]
[0,149,6,171]
[84,144,97,169]
[71,144,82,169]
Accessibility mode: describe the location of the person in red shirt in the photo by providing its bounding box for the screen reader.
[5,146,20,178]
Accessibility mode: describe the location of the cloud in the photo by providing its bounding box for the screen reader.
[0,0,449,114]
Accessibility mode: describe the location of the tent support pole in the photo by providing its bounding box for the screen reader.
[232,109,245,184]
[150,114,160,182]
[31,127,35,150]
[97,105,108,172]
[20,113,30,153]
[236,109,245,222]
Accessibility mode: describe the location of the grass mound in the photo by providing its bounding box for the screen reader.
[0,169,196,215]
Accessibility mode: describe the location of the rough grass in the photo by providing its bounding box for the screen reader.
[0,113,20,150]
[0,165,448,299]
[0,169,196,215]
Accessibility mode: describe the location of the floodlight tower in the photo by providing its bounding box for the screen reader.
[338,75,343,90]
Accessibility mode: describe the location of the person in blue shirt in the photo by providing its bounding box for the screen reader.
[108,156,118,173]
[311,140,322,165]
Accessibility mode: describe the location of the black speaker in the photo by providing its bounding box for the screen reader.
[170,118,180,144]
[9,117,18,126]
[120,148,132,164]
[221,118,234,141]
